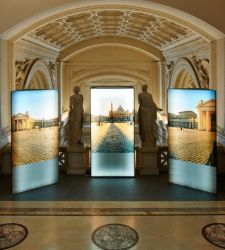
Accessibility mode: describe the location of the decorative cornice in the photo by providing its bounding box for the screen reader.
[24,35,60,53]
[15,39,59,61]
[162,37,210,61]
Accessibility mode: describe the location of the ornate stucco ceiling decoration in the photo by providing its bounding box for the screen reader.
[26,10,197,51]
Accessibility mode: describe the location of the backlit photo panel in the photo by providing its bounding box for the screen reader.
[91,87,135,177]
[168,89,216,193]
[12,90,59,193]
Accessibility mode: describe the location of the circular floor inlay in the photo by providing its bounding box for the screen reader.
[202,223,225,248]
[0,223,28,250]
[92,223,139,250]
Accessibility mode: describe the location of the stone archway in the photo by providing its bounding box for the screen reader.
[23,59,54,89]
[170,58,200,88]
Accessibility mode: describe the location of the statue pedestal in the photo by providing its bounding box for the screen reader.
[140,146,159,175]
[67,145,86,175]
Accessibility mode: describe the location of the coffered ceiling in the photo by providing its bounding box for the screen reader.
[26,10,197,51]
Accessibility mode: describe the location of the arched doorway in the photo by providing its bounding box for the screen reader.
[23,59,55,89]
[169,58,201,89]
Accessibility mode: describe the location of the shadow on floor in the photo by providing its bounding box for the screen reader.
[1,173,225,201]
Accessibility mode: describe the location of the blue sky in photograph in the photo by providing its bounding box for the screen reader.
[168,89,216,115]
[91,88,134,116]
[12,90,58,120]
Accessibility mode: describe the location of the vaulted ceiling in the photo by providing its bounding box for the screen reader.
[26,9,197,51]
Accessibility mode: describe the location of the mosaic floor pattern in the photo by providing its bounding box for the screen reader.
[0,223,28,249]
[202,223,225,248]
[92,224,139,250]
[1,201,225,249]
[92,123,134,153]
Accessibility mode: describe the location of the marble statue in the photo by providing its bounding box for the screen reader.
[138,84,162,147]
[68,86,83,146]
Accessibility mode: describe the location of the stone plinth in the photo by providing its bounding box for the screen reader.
[140,146,159,175]
[67,144,86,175]
[0,144,11,175]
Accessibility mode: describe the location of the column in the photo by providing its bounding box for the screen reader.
[214,38,225,144]
[57,61,64,118]
[159,61,167,114]
[151,62,160,107]
[206,111,209,131]
[198,110,202,130]
[0,39,12,145]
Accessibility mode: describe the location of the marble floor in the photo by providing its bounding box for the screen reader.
[1,201,225,249]
[2,174,225,201]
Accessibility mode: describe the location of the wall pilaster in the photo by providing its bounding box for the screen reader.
[210,40,217,89]
[57,61,64,117]
[0,39,13,145]
[216,38,225,145]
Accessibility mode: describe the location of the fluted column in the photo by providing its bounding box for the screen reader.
[57,61,64,118]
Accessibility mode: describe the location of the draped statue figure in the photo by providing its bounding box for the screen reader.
[68,86,83,146]
[138,84,162,147]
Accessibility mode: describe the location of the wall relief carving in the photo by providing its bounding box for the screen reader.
[192,56,209,89]
[49,62,56,85]
[15,59,31,89]
[166,61,174,83]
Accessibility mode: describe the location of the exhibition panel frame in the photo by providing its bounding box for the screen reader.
[11,89,59,193]
[91,87,135,177]
[168,89,216,193]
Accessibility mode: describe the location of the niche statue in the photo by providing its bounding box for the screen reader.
[138,84,162,147]
[68,86,83,146]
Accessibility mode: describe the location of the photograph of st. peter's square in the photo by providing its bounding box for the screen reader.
[168,89,216,166]
[12,90,59,168]
[91,88,135,176]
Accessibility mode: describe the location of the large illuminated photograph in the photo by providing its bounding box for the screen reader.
[91,87,135,177]
[12,90,59,193]
[168,89,216,193]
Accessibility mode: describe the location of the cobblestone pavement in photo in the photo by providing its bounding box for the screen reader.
[92,123,134,153]
[12,127,59,166]
[168,127,216,164]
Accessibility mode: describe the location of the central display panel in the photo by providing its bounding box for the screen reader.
[91,87,135,177]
